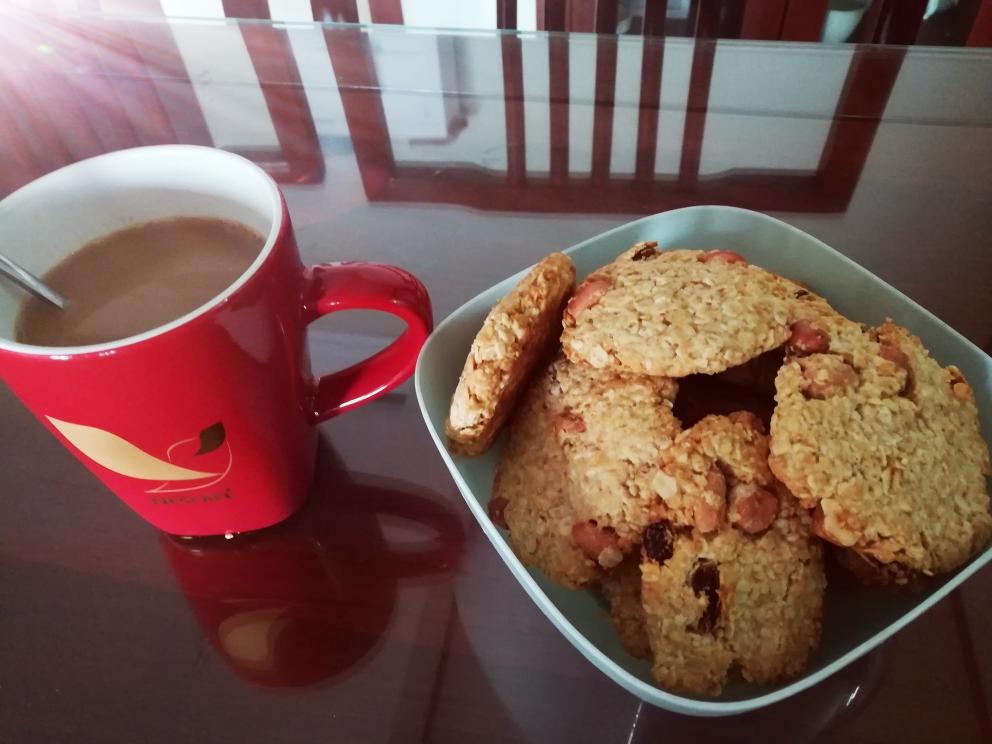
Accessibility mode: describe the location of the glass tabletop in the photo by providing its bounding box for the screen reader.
[1,7,991,743]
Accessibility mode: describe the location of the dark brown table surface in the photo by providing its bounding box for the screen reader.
[2,8,992,743]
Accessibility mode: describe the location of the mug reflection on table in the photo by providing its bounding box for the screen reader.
[161,441,465,688]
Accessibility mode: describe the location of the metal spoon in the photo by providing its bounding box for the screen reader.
[0,253,65,309]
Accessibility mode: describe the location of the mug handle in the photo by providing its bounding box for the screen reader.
[303,262,432,422]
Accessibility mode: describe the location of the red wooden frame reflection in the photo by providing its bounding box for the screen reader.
[221,1,325,184]
[971,1,992,46]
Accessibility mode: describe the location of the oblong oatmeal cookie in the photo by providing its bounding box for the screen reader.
[560,244,831,377]
[638,413,825,696]
[447,252,575,456]
[770,317,992,583]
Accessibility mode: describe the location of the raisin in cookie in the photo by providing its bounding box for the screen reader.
[492,360,600,588]
[447,252,575,456]
[770,318,992,583]
[561,244,831,377]
[551,358,681,552]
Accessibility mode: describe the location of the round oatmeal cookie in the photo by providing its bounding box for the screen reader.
[770,318,992,583]
[639,491,825,697]
[600,556,651,659]
[447,252,575,456]
[560,244,832,377]
[493,360,601,588]
[551,358,681,552]
[651,412,778,534]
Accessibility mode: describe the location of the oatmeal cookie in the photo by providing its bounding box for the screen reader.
[561,244,831,377]
[639,491,825,697]
[770,318,992,582]
[447,252,575,456]
[492,360,600,588]
[552,358,681,551]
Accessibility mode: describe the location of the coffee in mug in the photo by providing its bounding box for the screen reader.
[16,217,264,347]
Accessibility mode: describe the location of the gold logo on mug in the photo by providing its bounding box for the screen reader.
[47,417,232,494]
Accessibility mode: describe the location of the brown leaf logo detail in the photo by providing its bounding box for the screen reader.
[196,422,226,455]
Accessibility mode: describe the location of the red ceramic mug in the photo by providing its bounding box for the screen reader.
[0,146,432,536]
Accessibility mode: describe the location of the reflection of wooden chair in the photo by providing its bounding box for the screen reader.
[305,0,992,45]
[187,0,924,214]
[218,1,325,184]
[322,1,906,214]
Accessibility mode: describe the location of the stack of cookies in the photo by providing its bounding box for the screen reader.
[445,243,992,697]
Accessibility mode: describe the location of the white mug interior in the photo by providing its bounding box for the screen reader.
[0,145,282,354]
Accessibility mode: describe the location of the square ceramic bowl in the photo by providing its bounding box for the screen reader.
[414,206,992,716]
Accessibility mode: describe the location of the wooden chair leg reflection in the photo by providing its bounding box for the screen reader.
[501,33,527,185]
[634,1,667,181]
[222,0,325,184]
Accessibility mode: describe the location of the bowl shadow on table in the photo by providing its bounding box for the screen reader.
[159,436,465,691]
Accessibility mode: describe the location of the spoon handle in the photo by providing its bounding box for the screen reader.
[0,254,66,309]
